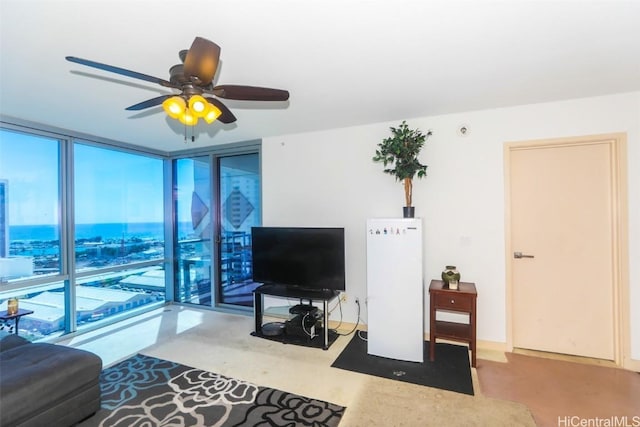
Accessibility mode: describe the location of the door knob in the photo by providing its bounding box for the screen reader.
[514,251,534,259]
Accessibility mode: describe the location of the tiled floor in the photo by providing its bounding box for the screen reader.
[476,351,640,427]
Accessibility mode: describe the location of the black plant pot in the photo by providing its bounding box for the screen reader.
[403,206,415,218]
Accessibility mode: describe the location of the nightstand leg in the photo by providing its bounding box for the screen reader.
[429,336,435,361]
[471,342,476,367]
[429,292,436,361]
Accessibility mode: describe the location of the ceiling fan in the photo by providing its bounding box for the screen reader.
[66,37,289,126]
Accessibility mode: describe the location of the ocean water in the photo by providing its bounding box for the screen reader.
[9,222,194,242]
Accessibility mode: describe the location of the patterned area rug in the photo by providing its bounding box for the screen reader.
[79,354,345,427]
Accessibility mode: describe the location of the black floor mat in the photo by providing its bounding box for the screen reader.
[331,332,474,395]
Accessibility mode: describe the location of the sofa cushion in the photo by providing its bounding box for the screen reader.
[0,342,102,426]
[0,334,30,352]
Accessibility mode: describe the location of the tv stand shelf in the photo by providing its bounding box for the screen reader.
[251,284,340,350]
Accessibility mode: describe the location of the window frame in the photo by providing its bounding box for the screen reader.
[1,116,262,339]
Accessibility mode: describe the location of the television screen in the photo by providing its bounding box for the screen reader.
[251,227,346,291]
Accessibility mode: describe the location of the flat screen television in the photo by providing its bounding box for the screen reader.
[251,227,346,292]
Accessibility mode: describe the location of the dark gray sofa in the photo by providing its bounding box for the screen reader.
[0,334,102,427]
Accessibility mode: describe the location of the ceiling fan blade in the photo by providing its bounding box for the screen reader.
[206,98,237,124]
[66,56,178,89]
[213,85,290,101]
[125,95,173,111]
[183,37,221,86]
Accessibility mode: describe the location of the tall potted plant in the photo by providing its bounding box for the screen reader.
[372,121,431,218]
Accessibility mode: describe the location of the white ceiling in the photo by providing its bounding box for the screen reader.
[2,0,639,153]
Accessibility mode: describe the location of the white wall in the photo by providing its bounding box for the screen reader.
[262,92,640,361]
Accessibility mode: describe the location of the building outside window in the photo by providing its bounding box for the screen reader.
[1,124,260,339]
[0,131,60,281]
[0,129,166,339]
[72,143,166,331]
[0,129,65,339]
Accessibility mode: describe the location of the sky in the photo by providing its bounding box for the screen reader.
[0,129,258,228]
[0,129,165,225]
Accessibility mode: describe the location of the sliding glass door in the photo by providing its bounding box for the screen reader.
[173,150,260,309]
[174,156,213,306]
[218,154,261,306]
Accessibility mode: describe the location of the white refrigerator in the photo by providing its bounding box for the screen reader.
[366,218,424,362]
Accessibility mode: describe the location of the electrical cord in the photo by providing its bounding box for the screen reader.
[328,296,344,331]
[301,310,321,338]
[334,298,361,336]
[302,312,312,337]
[298,294,364,338]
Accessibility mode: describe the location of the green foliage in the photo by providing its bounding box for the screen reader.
[372,121,431,207]
[372,121,430,181]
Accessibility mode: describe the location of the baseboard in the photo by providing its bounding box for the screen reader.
[328,322,507,352]
[328,322,508,363]
[623,357,640,372]
[327,319,366,333]
[477,340,507,352]
[327,321,640,372]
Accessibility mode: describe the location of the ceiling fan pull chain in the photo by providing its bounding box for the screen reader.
[184,121,187,144]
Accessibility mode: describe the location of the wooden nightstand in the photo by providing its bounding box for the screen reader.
[429,279,477,367]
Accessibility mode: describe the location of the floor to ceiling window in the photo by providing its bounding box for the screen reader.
[0,129,66,339]
[73,143,166,330]
[0,127,167,339]
[1,121,262,338]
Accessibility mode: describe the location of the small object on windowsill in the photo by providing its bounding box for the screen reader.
[7,298,19,315]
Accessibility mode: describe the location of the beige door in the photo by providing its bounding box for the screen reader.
[507,136,619,360]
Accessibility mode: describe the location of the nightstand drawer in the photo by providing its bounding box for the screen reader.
[434,293,472,311]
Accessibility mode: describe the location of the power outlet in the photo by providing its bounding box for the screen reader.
[340,292,347,303]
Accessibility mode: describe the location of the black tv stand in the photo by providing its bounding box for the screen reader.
[251,284,340,350]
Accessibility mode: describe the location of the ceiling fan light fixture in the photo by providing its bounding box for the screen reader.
[178,108,198,126]
[203,103,222,124]
[66,36,287,130]
[188,95,208,117]
[162,96,186,119]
